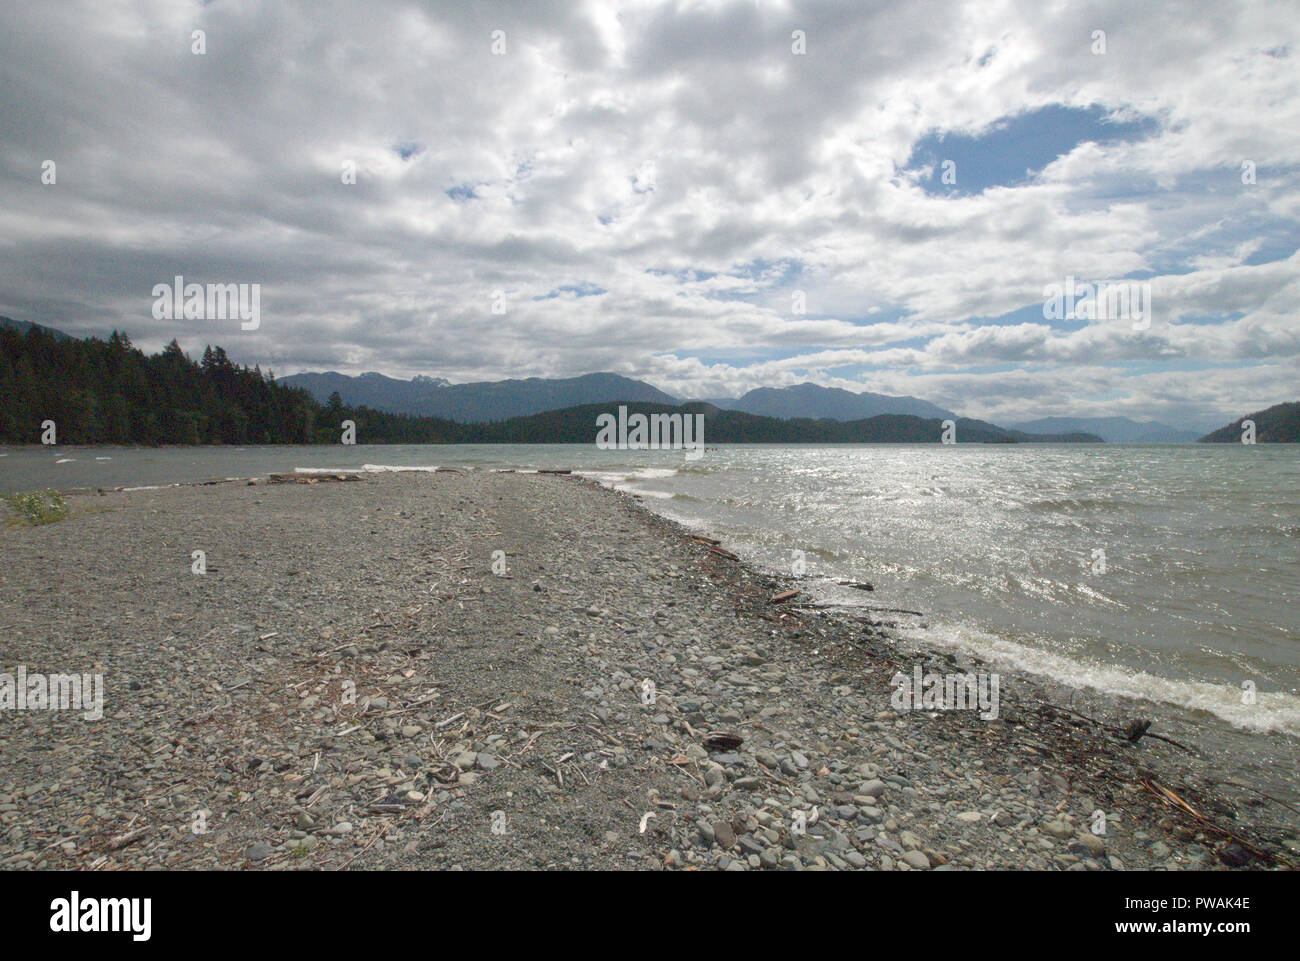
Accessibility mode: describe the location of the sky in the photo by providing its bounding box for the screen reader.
[1,0,1297,429]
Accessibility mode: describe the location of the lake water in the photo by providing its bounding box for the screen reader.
[4,442,1298,738]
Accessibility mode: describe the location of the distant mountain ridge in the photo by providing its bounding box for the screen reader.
[0,316,72,341]
[280,370,676,422]
[1200,402,1300,443]
[1008,415,1201,443]
[720,382,956,421]
[277,371,446,412]
[0,321,1105,446]
[467,402,1103,444]
[283,373,955,425]
[0,316,1273,438]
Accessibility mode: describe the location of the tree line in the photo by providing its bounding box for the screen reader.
[0,326,461,446]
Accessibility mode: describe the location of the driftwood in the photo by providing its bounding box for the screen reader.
[104,828,147,851]
[854,605,925,617]
[1059,706,1195,754]
[703,731,743,751]
[770,589,800,604]
[267,472,360,484]
[1123,719,1154,742]
[1140,778,1288,866]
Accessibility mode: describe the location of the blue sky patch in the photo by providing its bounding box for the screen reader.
[393,141,424,161]
[905,104,1159,196]
[533,282,607,300]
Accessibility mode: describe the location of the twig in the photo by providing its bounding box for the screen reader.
[105,827,147,851]
[336,822,392,871]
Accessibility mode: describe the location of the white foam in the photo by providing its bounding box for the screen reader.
[575,466,679,488]
[55,458,74,464]
[361,464,440,473]
[574,469,680,499]
[293,465,444,478]
[652,507,713,532]
[1074,582,1124,608]
[573,470,626,485]
[899,620,1300,736]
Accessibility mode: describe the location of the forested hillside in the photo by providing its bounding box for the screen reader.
[0,327,1101,446]
[1,325,324,445]
[1199,402,1300,443]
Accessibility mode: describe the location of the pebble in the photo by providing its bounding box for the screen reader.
[901,851,931,870]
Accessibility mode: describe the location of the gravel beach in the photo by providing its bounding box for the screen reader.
[1,470,1297,871]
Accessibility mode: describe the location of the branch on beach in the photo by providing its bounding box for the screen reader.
[1048,702,1196,755]
[1122,717,1194,753]
[1140,778,1291,868]
[855,605,925,617]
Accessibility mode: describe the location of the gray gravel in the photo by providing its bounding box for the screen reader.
[1,470,1295,870]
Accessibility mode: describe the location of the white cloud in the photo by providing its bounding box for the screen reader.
[0,0,1295,425]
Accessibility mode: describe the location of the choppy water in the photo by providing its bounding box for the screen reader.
[4,442,1298,737]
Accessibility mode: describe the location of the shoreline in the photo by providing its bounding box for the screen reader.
[1,471,1296,870]
[608,477,1300,860]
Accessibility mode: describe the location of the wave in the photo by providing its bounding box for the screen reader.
[361,464,440,473]
[900,620,1300,736]
[1025,496,1148,513]
[574,467,679,482]
[293,464,441,475]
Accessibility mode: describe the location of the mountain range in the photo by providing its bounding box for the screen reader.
[280,370,676,422]
[282,372,960,426]
[453,402,1102,445]
[0,317,1263,440]
[0,320,1106,445]
[698,383,955,421]
[285,370,1201,440]
[1006,416,1202,444]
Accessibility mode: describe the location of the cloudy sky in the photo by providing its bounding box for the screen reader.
[1,0,1297,428]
